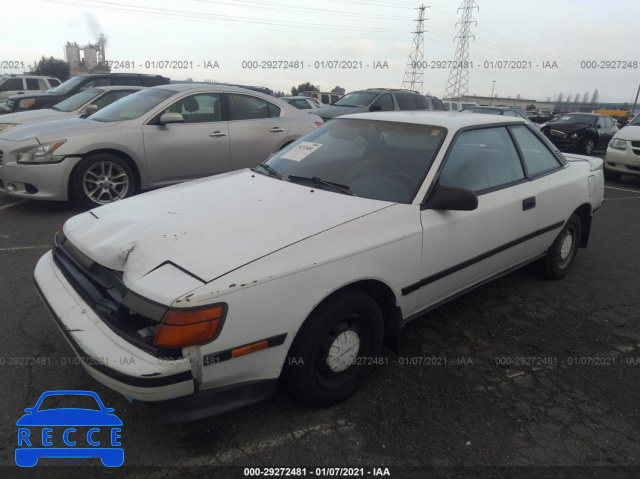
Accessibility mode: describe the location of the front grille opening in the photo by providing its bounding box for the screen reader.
[25,183,38,194]
[53,236,184,360]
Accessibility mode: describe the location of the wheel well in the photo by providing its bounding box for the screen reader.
[278,140,294,150]
[315,280,402,353]
[68,149,141,199]
[572,203,592,248]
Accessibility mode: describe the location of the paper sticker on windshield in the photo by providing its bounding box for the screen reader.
[431,129,441,135]
[280,142,323,162]
[560,116,571,120]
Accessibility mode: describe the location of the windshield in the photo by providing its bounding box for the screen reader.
[52,88,102,112]
[91,88,176,122]
[47,76,87,95]
[550,114,596,125]
[333,91,378,107]
[628,115,640,126]
[265,119,446,203]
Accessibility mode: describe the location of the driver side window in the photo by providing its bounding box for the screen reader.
[439,127,525,193]
[163,93,222,123]
[372,94,394,111]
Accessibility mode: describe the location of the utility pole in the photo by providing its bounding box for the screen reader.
[632,81,640,114]
[401,4,428,93]
[490,80,495,105]
[443,0,478,100]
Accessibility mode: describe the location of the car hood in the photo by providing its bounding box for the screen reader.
[613,125,640,140]
[0,108,66,126]
[0,117,116,142]
[63,170,391,288]
[315,105,367,119]
[544,121,593,134]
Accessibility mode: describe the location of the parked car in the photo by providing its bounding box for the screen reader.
[0,84,322,207]
[279,96,323,113]
[0,86,143,134]
[443,100,478,111]
[314,89,443,121]
[34,111,604,421]
[541,112,618,155]
[603,113,640,181]
[300,91,343,105]
[1,73,169,114]
[461,106,540,130]
[0,75,61,102]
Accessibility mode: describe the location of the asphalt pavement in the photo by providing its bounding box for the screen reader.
[1,161,639,478]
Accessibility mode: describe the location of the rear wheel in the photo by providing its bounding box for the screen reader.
[539,213,582,279]
[73,154,135,208]
[284,290,384,406]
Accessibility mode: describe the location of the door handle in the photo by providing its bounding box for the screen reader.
[269,127,285,133]
[209,131,227,137]
[522,196,536,211]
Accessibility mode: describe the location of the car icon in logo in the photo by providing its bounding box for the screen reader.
[16,390,123,467]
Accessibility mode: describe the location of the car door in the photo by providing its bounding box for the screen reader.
[142,92,230,185]
[600,116,617,146]
[415,126,542,310]
[226,93,289,170]
[508,125,574,249]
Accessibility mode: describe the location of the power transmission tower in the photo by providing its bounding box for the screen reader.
[443,0,478,99]
[401,4,428,93]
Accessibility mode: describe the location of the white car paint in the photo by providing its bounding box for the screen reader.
[34,111,604,419]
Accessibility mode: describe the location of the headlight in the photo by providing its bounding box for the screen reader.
[0,123,19,132]
[18,99,36,109]
[569,132,582,139]
[17,140,67,164]
[609,138,627,150]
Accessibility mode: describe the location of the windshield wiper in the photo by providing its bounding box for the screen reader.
[288,175,356,196]
[50,106,60,111]
[252,163,283,180]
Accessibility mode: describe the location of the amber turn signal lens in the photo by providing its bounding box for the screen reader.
[154,304,226,349]
[232,340,268,358]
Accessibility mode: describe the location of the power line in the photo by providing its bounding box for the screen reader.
[443,0,477,99]
[401,4,427,93]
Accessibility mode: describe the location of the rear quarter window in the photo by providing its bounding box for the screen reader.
[395,93,429,110]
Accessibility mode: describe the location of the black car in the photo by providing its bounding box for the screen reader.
[540,113,618,155]
[1,73,170,114]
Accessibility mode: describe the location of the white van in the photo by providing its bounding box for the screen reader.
[443,100,478,111]
[0,75,61,102]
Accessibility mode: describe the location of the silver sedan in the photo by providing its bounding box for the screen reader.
[0,84,323,207]
[0,86,144,133]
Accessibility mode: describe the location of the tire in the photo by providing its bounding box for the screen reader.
[539,213,582,280]
[603,167,622,182]
[284,290,384,406]
[579,138,595,155]
[72,154,135,208]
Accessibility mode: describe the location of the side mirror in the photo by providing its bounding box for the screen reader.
[425,185,478,211]
[80,104,98,117]
[159,113,184,125]
[370,104,382,112]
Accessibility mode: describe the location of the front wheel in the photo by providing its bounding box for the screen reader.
[72,154,135,208]
[579,138,595,155]
[284,290,384,406]
[539,213,582,280]
[603,167,622,182]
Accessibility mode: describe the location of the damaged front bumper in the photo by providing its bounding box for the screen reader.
[34,251,195,402]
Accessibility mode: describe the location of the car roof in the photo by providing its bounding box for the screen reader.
[90,85,146,92]
[152,83,273,95]
[339,110,527,127]
[283,96,315,100]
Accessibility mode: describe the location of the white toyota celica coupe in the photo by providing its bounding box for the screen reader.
[35,111,604,421]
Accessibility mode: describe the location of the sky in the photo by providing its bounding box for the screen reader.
[2,0,640,104]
